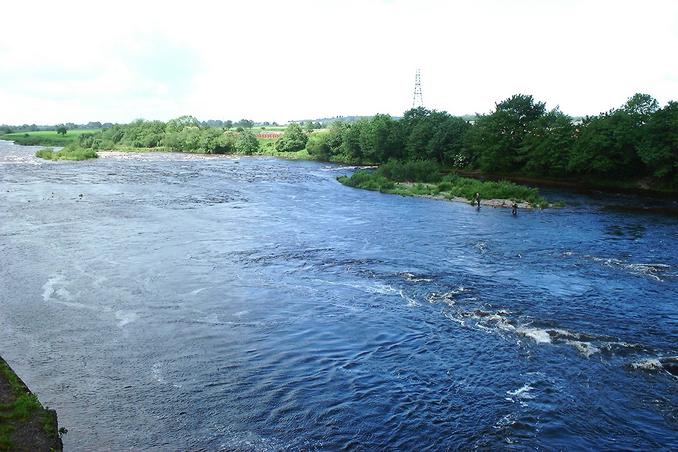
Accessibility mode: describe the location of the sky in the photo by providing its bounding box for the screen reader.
[0,0,676,124]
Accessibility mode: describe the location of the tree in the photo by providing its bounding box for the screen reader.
[637,101,678,183]
[307,133,331,160]
[56,126,68,135]
[325,121,347,157]
[623,93,659,118]
[426,114,470,165]
[568,110,641,177]
[359,114,402,163]
[236,119,254,129]
[519,109,575,177]
[275,123,308,152]
[340,122,363,161]
[495,94,546,124]
[166,116,199,133]
[465,94,546,172]
[234,129,260,154]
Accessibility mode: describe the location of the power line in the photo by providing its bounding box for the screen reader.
[412,69,423,109]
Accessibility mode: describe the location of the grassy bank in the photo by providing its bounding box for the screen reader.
[455,170,678,198]
[254,140,318,160]
[0,357,63,451]
[35,144,98,161]
[1,129,100,146]
[338,161,548,208]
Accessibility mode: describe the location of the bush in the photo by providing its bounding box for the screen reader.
[275,123,308,152]
[340,169,547,206]
[307,133,331,159]
[377,159,442,182]
[338,171,395,191]
[35,148,56,159]
[234,130,260,155]
[35,143,98,161]
[436,174,543,204]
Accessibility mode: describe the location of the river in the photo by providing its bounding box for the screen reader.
[1,141,676,450]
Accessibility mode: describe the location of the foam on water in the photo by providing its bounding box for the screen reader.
[151,362,166,384]
[399,289,419,306]
[566,340,601,358]
[630,357,678,377]
[506,384,535,400]
[115,310,138,327]
[586,255,671,281]
[630,359,663,371]
[42,274,65,302]
[400,272,433,282]
[448,306,639,359]
[516,327,552,344]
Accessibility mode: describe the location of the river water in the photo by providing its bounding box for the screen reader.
[1,141,676,450]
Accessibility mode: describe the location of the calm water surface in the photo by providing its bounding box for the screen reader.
[1,141,676,450]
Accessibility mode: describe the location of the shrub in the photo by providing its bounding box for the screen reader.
[35,143,97,161]
[377,159,442,183]
[35,148,56,160]
[234,130,260,155]
[338,171,395,191]
[275,123,308,152]
[307,133,331,159]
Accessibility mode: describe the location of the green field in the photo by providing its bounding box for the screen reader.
[0,129,100,146]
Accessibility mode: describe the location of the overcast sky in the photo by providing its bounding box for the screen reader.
[1,0,676,124]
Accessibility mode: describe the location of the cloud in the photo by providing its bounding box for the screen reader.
[0,0,676,123]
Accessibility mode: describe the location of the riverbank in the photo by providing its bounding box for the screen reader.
[454,170,677,198]
[7,135,675,198]
[0,356,62,451]
[0,129,98,147]
[338,166,549,208]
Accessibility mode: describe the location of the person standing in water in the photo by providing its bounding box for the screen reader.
[474,192,481,208]
[511,202,518,216]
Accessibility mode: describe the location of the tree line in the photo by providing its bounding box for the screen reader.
[73,93,676,187]
[305,93,676,187]
[78,115,261,154]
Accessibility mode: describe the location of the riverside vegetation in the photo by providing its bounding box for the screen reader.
[337,160,548,207]
[15,92,677,197]
[1,129,99,146]
[35,143,98,161]
[0,357,62,450]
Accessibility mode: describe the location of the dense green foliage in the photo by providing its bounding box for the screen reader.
[275,123,308,152]
[378,159,442,183]
[22,91,673,189]
[35,144,98,161]
[338,169,546,207]
[326,93,675,188]
[234,129,260,154]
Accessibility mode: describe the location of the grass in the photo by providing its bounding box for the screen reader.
[1,129,100,146]
[247,140,318,160]
[35,144,98,161]
[0,359,57,450]
[338,170,549,207]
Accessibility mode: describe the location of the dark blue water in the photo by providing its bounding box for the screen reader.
[1,141,676,450]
